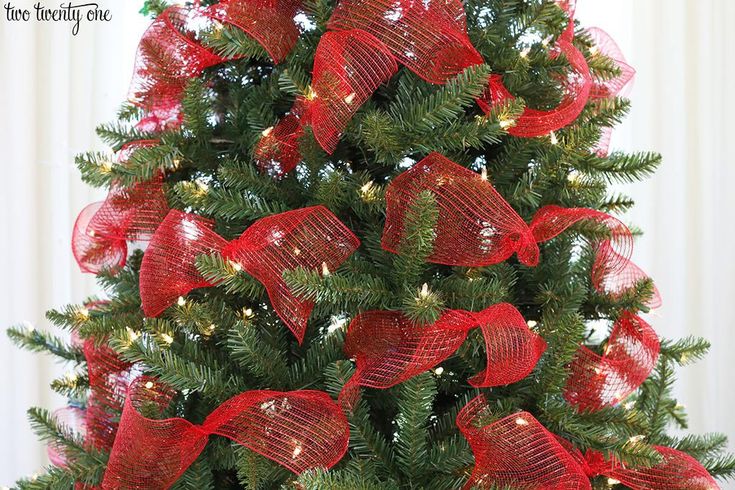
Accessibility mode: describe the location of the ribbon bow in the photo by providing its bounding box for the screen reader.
[139,205,360,343]
[72,141,169,274]
[340,303,546,409]
[101,377,349,490]
[457,395,719,490]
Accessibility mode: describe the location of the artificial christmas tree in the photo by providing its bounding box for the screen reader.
[7,0,735,488]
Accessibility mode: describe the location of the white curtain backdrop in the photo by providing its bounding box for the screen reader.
[0,2,148,484]
[1,0,733,486]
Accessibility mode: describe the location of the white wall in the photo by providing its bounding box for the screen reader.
[0,2,148,484]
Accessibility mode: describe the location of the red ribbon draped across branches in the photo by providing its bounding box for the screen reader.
[101,377,349,489]
[138,205,360,343]
[72,141,169,274]
[379,152,661,411]
[457,395,719,490]
[340,303,546,409]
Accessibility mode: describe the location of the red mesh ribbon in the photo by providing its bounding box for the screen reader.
[102,377,349,489]
[593,446,720,490]
[139,206,360,342]
[204,0,302,63]
[563,312,660,412]
[129,1,302,130]
[477,39,592,138]
[457,395,719,489]
[382,153,639,292]
[307,30,398,154]
[585,27,636,157]
[254,113,305,176]
[340,303,546,409]
[457,395,592,490]
[48,406,87,467]
[128,6,225,127]
[328,0,482,84]
[382,153,539,267]
[72,143,169,274]
[83,337,138,450]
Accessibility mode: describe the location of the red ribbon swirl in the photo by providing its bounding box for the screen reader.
[340,303,546,409]
[138,206,360,343]
[101,377,349,489]
[457,395,719,490]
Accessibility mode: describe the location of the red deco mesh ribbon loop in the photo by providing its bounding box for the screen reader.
[340,303,546,409]
[254,113,305,176]
[477,39,593,138]
[72,143,169,274]
[382,153,539,267]
[457,396,719,489]
[585,27,636,157]
[102,377,349,489]
[457,395,592,490]
[139,206,360,342]
[307,30,398,154]
[599,446,719,490]
[563,312,660,412]
[83,337,138,450]
[204,0,302,64]
[327,0,483,84]
[128,6,225,123]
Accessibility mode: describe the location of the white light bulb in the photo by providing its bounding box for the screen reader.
[262,126,274,137]
[177,296,186,306]
[480,166,488,181]
[229,260,243,272]
[145,381,154,389]
[527,320,537,328]
[344,92,356,104]
[161,333,174,345]
[434,366,444,375]
[549,131,558,145]
[321,262,331,276]
[515,417,529,426]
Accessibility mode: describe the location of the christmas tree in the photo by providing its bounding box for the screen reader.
[7,0,735,488]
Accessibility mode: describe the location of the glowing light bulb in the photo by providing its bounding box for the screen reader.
[607,478,620,486]
[145,381,154,389]
[262,126,274,137]
[126,327,140,342]
[549,131,558,145]
[499,118,514,130]
[515,417,529,426]
[293,248,301,256]
[292,442,303,458]
[177,296,186,306]
[434,367,444,375]
[244,308,254,318]
[344,92,356,104]
[229,260,243,272]
[520,46,531,58]
[527,320,538,328]
[480,166,488,181]
[628,435,645,444]
[321,262,330,276]
[161,333,174,345]
[419,283,430,299]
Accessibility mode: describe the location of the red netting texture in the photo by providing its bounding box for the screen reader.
[72,147,169,274]
[477,39,592,138]
[584,27,635,157]
[139,209,230,317]
[48,406,87,467]
[83,338,138,451]
[340,303,546,409]
[327,0,483,84]
[604,446,720,490]
[254,113,305,177]
[140,207,360,342]
[381,153,539,267]
[223,205,360,343]
[205,0,302,63]
[563,312,660,411]
[101,377,349,489]
[456,395,592,490]
[127,6,225,118]
[307,30,398,154]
